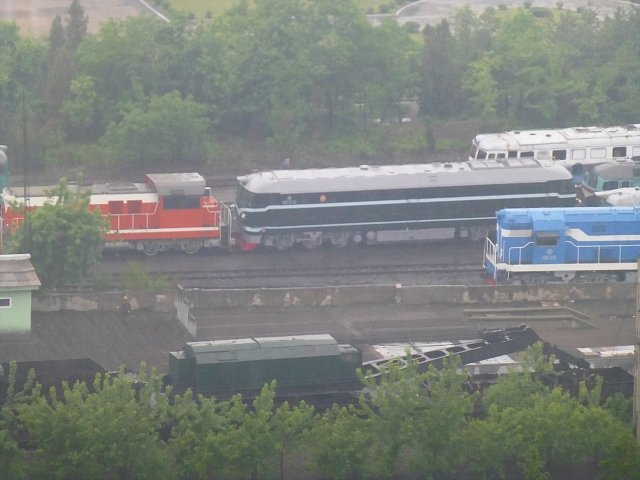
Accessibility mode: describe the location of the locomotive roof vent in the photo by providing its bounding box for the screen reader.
[359,164,370,170]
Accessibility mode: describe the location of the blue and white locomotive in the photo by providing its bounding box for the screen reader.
[483,207,640,284]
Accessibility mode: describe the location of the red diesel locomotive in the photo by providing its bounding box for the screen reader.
[1,173,232,255]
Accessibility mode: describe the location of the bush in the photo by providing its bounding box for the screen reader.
[122,261,169,293]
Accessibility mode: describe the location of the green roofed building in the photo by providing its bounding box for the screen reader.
[169,333,362,397]
[0,254,41,333]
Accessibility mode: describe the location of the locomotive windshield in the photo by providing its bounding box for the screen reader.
[235,185,254,208]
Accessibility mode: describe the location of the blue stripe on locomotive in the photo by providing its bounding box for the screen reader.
[496,206,640,267]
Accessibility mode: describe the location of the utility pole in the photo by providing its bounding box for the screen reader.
[21,85,31,253]
[635,259,640,444]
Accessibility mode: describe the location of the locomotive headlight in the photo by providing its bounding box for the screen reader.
[240,212,246,219]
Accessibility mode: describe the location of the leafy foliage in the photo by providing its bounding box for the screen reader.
[1,353,639,479]
[5,178,107,288]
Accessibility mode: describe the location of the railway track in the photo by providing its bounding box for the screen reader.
[90,262,484,290]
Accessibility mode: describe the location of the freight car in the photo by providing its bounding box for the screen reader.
[469,123,640,169]
[169,334,363,398]
[483,206,640,284]
[235,158,576,251]
[167,327,621,400]
[1,173,232,255]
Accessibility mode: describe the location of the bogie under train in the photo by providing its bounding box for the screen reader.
[484,206,640,284]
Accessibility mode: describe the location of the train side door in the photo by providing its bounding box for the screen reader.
[531,212,565,264]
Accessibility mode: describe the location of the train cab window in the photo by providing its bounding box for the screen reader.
[612,146,626,157]
[508,151,517,158]
[127,200,142,213]
[520,151,534,157]
[590,147,606,159]
[469,145,478,159]
[163,195,200,210]
[496,153,506,159]
[603,181,618,191]
[587,175,599,189]
[552,150,567,160]
[487,153,495,159]
[572,149,586,160]
[477,149,487,159]
[108,201,124,214]
[536,234,558,247]
[621,181,630,188]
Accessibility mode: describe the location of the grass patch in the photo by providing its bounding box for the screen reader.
[167,0,390,19]
[168,0,242,17]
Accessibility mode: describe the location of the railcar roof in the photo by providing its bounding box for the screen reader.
[3,181,151,200]
[3,172,207,201]
[591,158,640,179]
[497,206,640,226]
[238,159,572,194]
[474,124,640,150]
[181,334,342,364]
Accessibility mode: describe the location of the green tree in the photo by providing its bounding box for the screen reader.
[60,75,98,139]
[100,91,211,166]
[271,399,316,480]
[306,404,370,480]
[65,0,88,51]
[169,391,236,479]
[6,178,107,288]
[18,366,173,480]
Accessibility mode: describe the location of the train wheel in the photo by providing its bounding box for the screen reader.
[142,241,161,256]
[302,233,323,249]
[469,226,488,242]
[330,232,350,248]
[181,239,202,254]
[274,233,295,251]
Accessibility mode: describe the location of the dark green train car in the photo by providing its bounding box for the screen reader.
[169,334,362,397]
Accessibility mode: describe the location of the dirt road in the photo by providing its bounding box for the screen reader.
[0,0,146,36]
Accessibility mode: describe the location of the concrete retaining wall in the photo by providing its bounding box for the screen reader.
[32,291,175,313]
[181,282,636,310]
[33,282,636,314]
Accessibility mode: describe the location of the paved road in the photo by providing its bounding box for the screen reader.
[369,0,635,27]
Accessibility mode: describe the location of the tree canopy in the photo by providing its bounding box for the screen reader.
[5,179,107,288]
[1,345,639,479]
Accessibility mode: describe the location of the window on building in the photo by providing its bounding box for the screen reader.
[127,200,142,213]
[612,146,626,157]
[163,195,200,210]
[0,298,11,308]
[108,201,124,214]
[572,149,586,160]
[552,150,567,160]
[536,234,558,247]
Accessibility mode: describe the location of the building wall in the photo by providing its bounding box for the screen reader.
[0,289,32,332]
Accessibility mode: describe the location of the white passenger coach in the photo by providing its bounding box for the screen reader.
[470,124,640,169]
